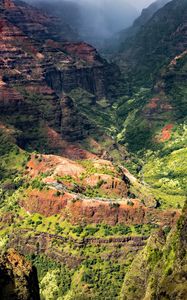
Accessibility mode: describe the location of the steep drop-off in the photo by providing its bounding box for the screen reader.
[0,0,119,150]
[0,248,40,300]
[120,201,187,300]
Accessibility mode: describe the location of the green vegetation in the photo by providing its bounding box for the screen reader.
[142,127,187,208]
[120,202,187,300]
[78,160,115,177]
[27,253,127,300]
[69,88,119,137]
[0,131,30,210]
[26,255,73,300]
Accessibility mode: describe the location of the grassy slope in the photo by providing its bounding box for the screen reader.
[120,202,187,300]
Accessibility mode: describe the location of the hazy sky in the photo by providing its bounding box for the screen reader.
[134,0,158,10]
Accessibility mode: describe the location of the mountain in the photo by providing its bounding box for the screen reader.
[0,0,122,151]
[25,0,82,37]
[120,201,187,300]
[103,0,171,54]
[113,0,187,217]
[119,0,171,44]
[118,0,187,82]
[0,0,78,41]
[0,1,175,299]
[107,0,187,225]
[115,0,187,149]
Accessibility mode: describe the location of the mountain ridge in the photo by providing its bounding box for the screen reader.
[119,0,171,44]
[118,0,187,82]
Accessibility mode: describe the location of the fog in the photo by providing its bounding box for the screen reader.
[26,0,163,46]
[27,0,156,11]
[76,0,138,38]
[66,0,158,11]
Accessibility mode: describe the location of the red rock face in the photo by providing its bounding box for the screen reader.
[20,190,73,217]
[144,94,173,120]
[160,124,173,141]
[21,191,179,227]
[63,42,102,64]
[21,152,179,227]
[0,15,45,85]
[0,0,112,148]
[1,0,15,9]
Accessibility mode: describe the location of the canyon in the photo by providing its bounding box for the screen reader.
[0,0,186,299]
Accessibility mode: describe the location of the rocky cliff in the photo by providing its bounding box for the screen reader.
[120,202,187,300]
[0,0,116,148]
[0,248,40,300]
[1,0,77,41]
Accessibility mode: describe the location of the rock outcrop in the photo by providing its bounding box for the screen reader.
[21,192,179,226]
[0,248,40,300]
[7,229,148,269]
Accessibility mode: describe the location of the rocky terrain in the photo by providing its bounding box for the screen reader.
[0,0,119,150]
[0,248,40,299]
[120,201,187,300]
[0,0,186,299]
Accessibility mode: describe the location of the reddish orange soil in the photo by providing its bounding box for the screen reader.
[147,97,160,109]
[83,174,128,197]
[160,124,173,141]
[26,154,128,198]
[23,152,180,226]
[21,189,75,217]
[27,154,85,178]
[144,94,173,118]
[21,191,180,227]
